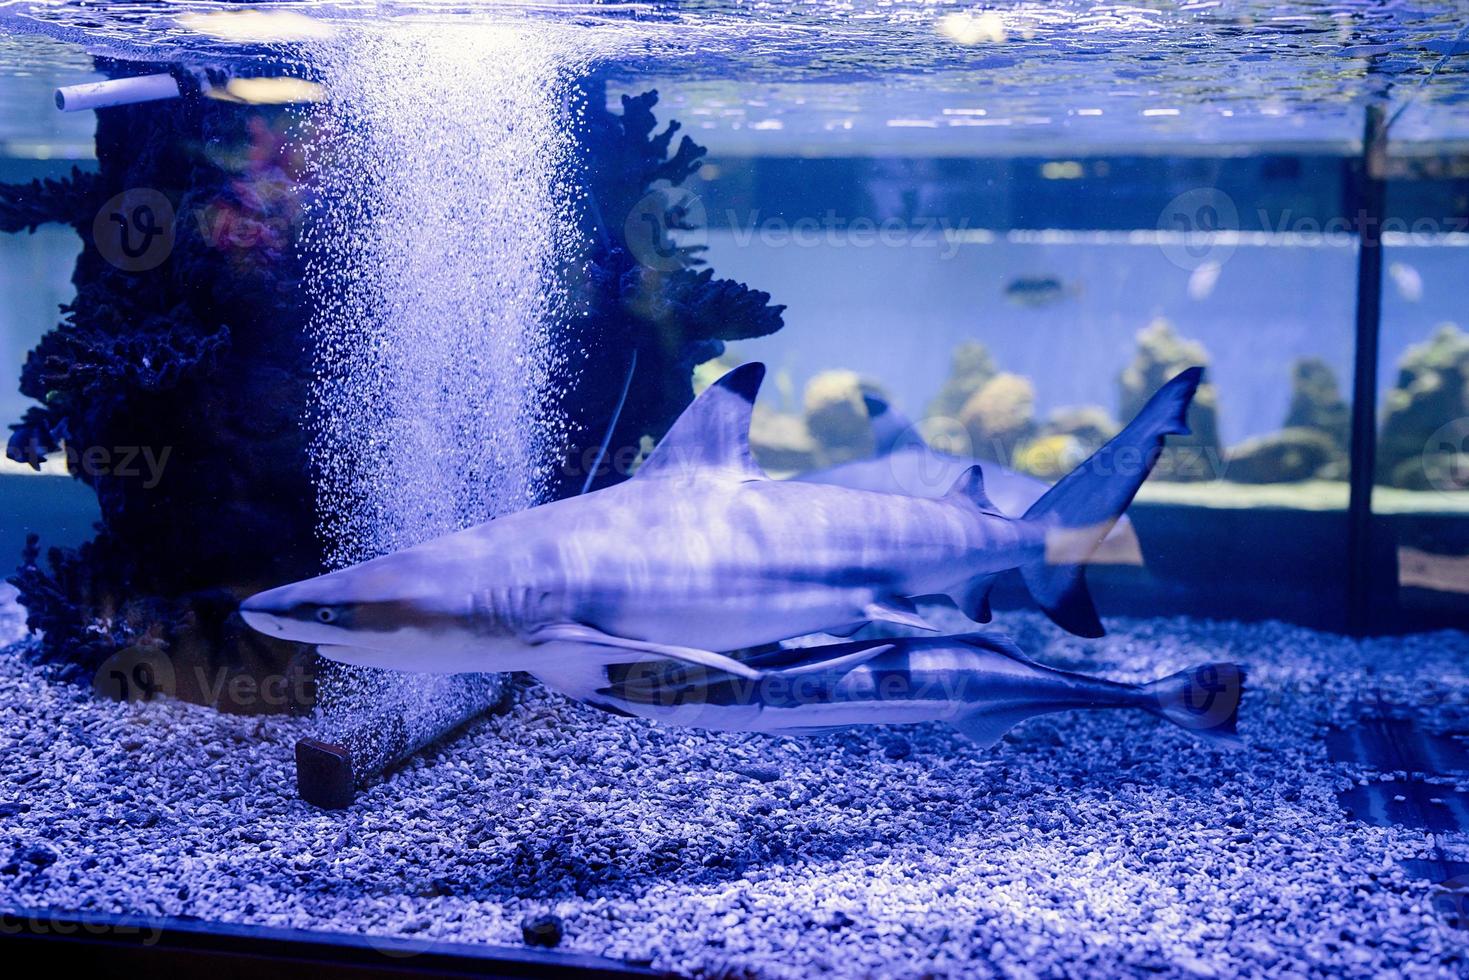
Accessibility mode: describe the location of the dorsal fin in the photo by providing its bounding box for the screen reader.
[861,391,927,457]
[637,362,768,482]
[943,464,1003,516]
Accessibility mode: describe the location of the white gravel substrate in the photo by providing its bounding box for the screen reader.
[1,584,1467,978]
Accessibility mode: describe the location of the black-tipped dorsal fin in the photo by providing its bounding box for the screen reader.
[861,391,927,457]
[943,464,1004,517]
[637,362,768,482]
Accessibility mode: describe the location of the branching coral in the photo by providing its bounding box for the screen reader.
[551,83,785,495]
[4,62,318,690]
[0,166,97,234]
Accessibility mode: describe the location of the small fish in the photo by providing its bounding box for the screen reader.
[1187,260,1222,301]
[1003,275,1076,308]
[1388,262,1423,303]
[569,632,1245,749]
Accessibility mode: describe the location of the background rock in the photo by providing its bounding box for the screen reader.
[959,373,1037,464]
[804,370,876,465]
[1377,323,1469,489]
[1012,433,1086,480]
[749,407,822,475]
[1118,318,1222,481]
[1284,357,1350,451]
[926,341,997,421]
[1224,428,1341,484]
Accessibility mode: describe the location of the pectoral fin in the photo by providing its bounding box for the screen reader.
[950,574,998,623]
[767,643,895,677]
[861,597,938,632]
[952,706,1048,749]
[529,623,765,681]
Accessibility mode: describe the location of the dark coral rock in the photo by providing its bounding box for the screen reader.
[3,59,320,702]
[0,165,98,234]
[959,372,1038,464]
[1223,428,1342,484]
[548,82,785,497]
[927,341,998,421]
[520,913,565,948]
[8,533,122,681]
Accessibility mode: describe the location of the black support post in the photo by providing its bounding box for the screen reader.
[1346,105,1388,635]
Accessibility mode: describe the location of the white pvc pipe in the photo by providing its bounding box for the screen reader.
[55,74,182,112]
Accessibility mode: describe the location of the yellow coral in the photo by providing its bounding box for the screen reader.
[804,370,874,463]
[960,373,1034,435]
[1014,434,1085,480]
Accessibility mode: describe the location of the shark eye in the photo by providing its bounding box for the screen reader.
[315,606,339,624]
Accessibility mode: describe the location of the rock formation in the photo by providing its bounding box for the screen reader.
[1119,318,1222,481]
[1377,323,1469,490]
[927,341,997,421]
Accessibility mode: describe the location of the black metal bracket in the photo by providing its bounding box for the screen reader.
[1,907,667,978]
[1346,105,1388,635]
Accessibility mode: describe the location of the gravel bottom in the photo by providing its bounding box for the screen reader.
[1,584,1467,978]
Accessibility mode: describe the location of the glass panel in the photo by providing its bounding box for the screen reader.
[1378,176,1469,624]
[0,34,101,562]
[679,147,1360,625]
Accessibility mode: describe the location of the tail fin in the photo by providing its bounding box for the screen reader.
[1018,366,1203,636]
[1142,662,1245,746]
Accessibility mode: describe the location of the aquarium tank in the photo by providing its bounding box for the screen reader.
[1,1,1467,976]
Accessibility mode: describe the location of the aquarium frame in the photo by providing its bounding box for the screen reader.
[3,906,662,978]
[1347,105,1387,635]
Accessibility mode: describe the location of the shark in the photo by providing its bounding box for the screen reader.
[577,632,1245,749]
[795,390,1143,565]
[239,362,1202,676]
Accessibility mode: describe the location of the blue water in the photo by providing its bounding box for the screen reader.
[716,232,1464,445]
[3,219,1461,451]
[0,224,80,430]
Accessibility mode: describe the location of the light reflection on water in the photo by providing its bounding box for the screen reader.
[0,1,1465,148]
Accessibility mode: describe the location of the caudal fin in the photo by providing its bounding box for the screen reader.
[1142,662,1245,746]
[1018,366,1203,636]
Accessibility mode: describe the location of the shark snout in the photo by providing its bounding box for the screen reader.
[238,586,293,637]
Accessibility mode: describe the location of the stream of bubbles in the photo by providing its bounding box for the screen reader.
[295,22,595,759]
